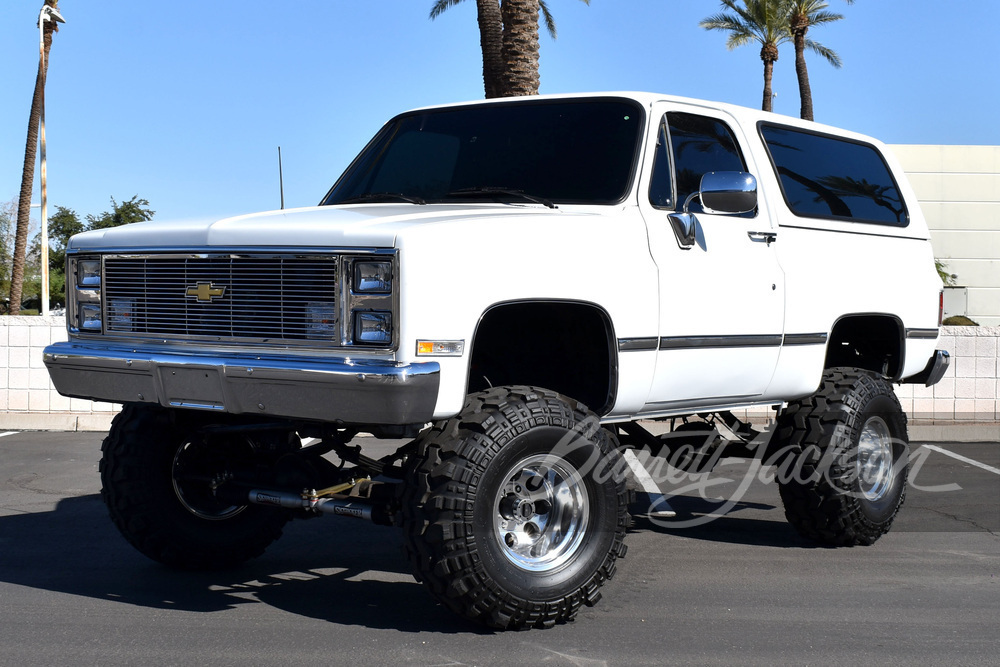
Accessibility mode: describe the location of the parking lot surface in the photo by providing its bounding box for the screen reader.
[0,431,997,666]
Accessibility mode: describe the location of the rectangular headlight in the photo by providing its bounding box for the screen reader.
[77,258,101,287]
[354,261,392,294]
[353,311,392,345]
[79,303,102,331]
[70,256,103,334]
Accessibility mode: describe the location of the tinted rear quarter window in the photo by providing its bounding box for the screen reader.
[759,124,908,226]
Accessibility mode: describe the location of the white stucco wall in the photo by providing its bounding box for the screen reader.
[891,144,1000,326]
[0,316,119,431]
[1,318,996,433]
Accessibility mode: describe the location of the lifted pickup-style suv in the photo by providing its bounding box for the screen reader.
[45,92,949,629]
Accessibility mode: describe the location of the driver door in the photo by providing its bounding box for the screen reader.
[638,105,785,411]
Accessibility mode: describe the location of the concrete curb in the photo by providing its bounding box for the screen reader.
[0,412,115,432]
[908,423,1000,443]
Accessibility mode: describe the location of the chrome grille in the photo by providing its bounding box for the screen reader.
[102,254,339,342]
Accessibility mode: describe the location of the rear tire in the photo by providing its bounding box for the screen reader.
[100,404,292,569]
[401,386,629,629]
[773,369,908,546]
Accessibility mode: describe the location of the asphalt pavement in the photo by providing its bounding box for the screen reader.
[0,430,997,666]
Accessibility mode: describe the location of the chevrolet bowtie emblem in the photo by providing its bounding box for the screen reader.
[186,282,226,303]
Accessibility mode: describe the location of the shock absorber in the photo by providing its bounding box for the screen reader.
[246,481,392,524]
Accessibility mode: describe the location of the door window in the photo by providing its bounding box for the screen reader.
[648,112,749,213]
[667,112,747,214]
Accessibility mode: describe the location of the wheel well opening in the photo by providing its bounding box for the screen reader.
[824,315,903,378]
[467,302,615,414]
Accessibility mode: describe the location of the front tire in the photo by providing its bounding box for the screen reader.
[100,404,292,569]
[401,386,629,629]
[773,369,908,546]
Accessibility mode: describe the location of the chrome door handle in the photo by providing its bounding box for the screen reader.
[747,231,777,245]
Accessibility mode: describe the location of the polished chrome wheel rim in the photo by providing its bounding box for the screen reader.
[493,454,589,572]
[172,440,246,520]
[857,417,894,501]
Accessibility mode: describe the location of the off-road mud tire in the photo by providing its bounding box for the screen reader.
[401,386,629,629]
[100,404,292,570]
[773,368,908,546]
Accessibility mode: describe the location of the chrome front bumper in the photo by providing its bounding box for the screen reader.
[43,341,440,425]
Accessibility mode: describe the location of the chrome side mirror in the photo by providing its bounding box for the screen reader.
[667,171,757,249]
[699,171,757,215]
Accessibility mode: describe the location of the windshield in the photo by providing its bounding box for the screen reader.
[321,98,644,206]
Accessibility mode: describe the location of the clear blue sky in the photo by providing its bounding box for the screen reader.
[2,0,998,224]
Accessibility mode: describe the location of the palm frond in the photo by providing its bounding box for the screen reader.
[804,38,842,67]
[722,0,758,28]
[700,12,749,34]
[429,0,468,20]
[718,0,747,15]
[540,0,557,38]
[538,0,590,40]
[807,10,845,27]
[699,13,738,31]
[702,1,791,51]
[701,13,754,50]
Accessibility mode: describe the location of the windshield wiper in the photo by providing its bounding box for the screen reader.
[339,192,426,205]
[446,187,557,209]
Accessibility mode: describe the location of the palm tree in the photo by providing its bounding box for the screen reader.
[500,0,542,95]
[432,0,505,98]
[701,0,792,113]
[788,0,851,120]
[430,0,589,97]
[10,1,61,316]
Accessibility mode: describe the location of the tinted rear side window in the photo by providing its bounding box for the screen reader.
[760,124,908,226]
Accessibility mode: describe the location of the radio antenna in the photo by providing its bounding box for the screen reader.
[278,146,285,210]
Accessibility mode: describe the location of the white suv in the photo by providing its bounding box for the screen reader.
[45,92,949,629]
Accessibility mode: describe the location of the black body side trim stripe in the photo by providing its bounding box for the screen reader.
[782,332,828,345]
[618,337,659,351]
[619,333,829,351]
[905,328,940,339]
[659,335,783,350]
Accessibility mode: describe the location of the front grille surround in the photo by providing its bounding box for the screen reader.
[75,251,397,349]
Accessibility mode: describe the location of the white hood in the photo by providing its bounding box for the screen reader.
[67,203,570,251]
